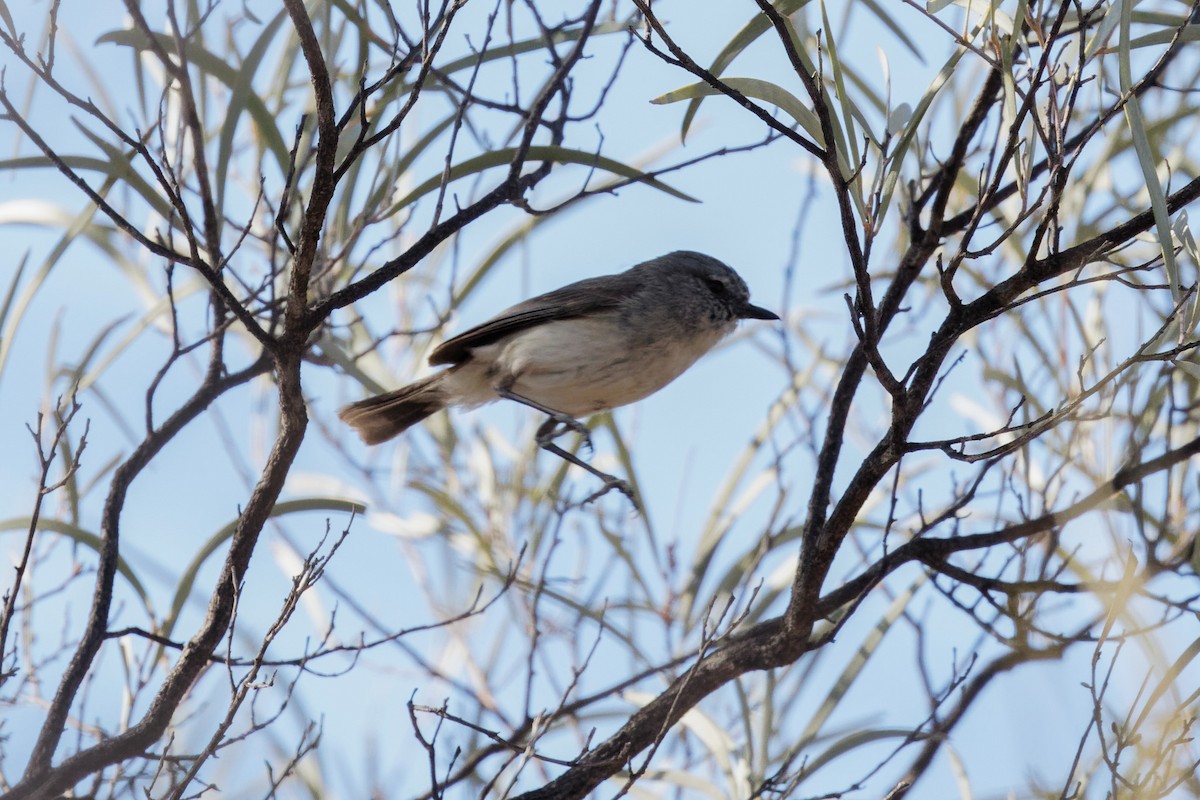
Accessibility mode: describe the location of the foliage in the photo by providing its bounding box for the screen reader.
[2,1,1199,798]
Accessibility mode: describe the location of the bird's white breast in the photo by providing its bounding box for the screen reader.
[445,315,733,418]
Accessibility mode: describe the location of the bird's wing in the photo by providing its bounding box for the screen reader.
[428,273,636,366]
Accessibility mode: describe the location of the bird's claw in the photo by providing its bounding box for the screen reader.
[563,417,594,454]
[534,413,637,511]
[537,413,594,453]
[582,475,639,510]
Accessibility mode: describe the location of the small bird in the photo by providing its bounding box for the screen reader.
[339,250,779,503]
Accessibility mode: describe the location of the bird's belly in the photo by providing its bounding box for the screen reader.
[496,317,728,417]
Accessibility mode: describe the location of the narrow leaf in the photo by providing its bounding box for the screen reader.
[654,78,824,145]
[389,145,698,213]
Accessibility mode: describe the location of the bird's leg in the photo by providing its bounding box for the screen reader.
[497,388,637,508]
[534,419,639,508]
[497,387,594,452]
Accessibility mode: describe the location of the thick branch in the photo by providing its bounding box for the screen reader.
[281,0,339,338]
[511,618,801,800]
[19,354,271,785]
[817,434,1200,617]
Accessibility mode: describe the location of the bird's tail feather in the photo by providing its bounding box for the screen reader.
[338,373,449,445]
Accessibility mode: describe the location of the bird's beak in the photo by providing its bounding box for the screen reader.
[739,303,780,321]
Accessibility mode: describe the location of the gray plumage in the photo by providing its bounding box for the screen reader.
[339,251,778,445]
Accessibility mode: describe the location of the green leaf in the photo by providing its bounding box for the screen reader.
[0,200,108,383]
[1,153,178,223]
[0,0,15,37]
[819,0,867,216]
[653,78,825,145]
[1124,25,1200,50]
[388,145,699,213]
[874,42,968,226]
[1118,0,1179,308]
[436,18,631,77]
[1131,635,1200,733]
[215,9,290,217]
[0,517,153,614]
[0,252,27,360]
[97,27,291,177]
[680,0,814,140]
[804,728,927,777]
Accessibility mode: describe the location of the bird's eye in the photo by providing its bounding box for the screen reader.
[704,277,726,295]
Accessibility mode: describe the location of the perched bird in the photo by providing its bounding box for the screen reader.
[340,250,779,502]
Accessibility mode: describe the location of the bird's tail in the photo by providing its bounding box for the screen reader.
[338,373,449,445]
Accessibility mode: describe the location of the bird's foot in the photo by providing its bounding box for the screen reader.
[536,435,639,512]
[581,474,639,510]
[536,413,594,454]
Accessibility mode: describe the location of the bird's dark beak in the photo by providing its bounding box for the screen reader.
[739,302,780,321]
